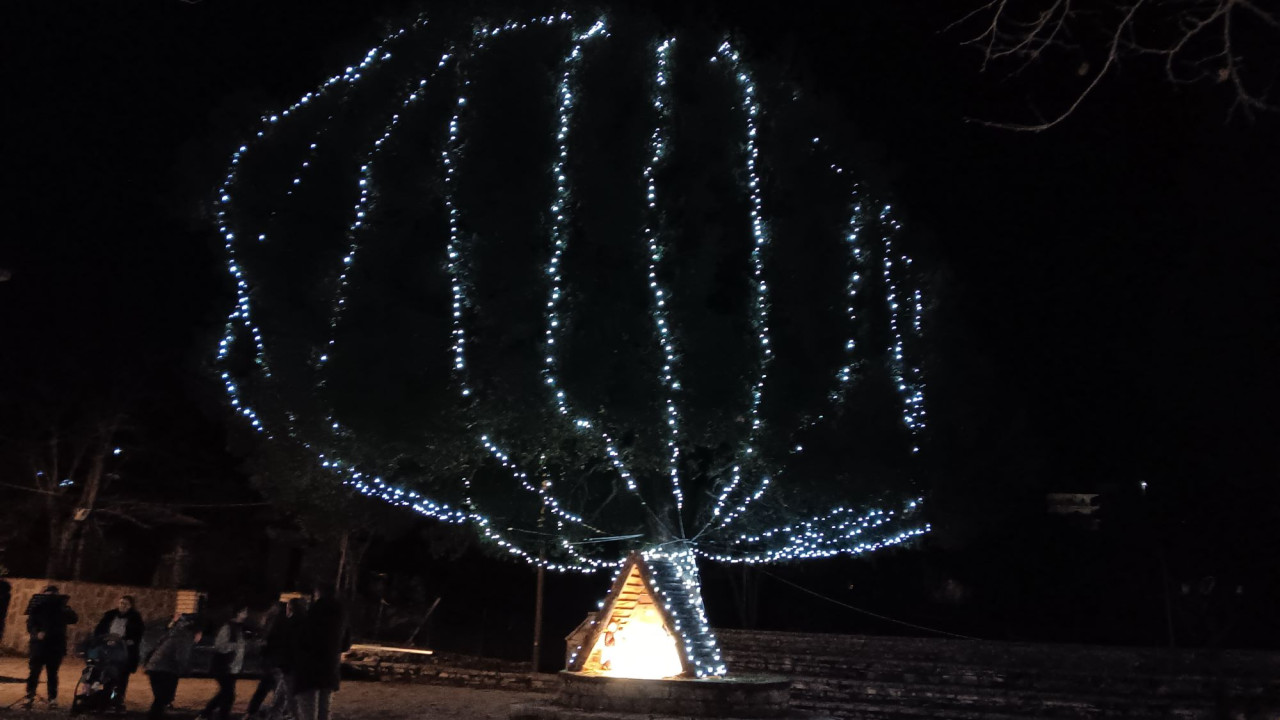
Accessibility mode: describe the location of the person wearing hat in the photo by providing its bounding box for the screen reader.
[24,584,79,709]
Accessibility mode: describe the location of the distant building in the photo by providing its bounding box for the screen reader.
[1046,493,1100,530]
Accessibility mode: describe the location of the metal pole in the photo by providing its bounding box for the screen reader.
[532,478,550,673]
[532,547,546,672]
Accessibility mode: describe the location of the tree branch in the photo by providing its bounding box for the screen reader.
[970,0,1146,131]
[953,0,1279,130]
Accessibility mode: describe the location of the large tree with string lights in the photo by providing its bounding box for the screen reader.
[213,12,931,676]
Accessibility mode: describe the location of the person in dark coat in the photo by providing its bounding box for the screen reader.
[246,597,305,719]
[94,594,145,710]
[0,567,11,644]
[293,585,351,720]
[143,613,201,720]
[24,585,79,709]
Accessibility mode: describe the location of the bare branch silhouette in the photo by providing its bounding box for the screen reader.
[951,0,1280,130]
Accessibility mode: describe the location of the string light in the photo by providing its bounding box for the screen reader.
[442,15,655,551]
[213,15,612,570]
[703,40,773,529]
[215,19,421,435]
[834,186,868,396]
[641,39,685,521]
[320,51,454,386]
[640,547,726,677]
[213,15,934,668]
[879,205,927,449]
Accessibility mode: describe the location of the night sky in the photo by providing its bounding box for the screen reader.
[3,1,1278,643]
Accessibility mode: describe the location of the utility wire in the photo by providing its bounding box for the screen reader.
[760,568,978,640]
[0,482,269,509]
[115,500,272,509]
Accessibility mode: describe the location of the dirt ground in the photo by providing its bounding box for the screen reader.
[0,656,540,719]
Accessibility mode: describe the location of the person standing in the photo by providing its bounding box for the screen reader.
[23,584,79,709]
[94,595,145,711]
[293,585,350,720]
[198,607,248,720]
[245,597,305,720]
[143,613,201,720]
[0,566,11,644]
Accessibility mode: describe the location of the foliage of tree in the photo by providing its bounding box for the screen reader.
[212,12,931,585]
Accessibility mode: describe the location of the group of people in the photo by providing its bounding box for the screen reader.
[20,583,352,720]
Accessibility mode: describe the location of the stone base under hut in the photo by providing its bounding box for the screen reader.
[510,671,804,720]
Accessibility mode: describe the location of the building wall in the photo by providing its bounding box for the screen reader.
[1,578,192,654]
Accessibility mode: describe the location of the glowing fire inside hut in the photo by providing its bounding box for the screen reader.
[568,551,724,680]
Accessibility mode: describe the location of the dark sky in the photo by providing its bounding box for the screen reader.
[3,1,1277,547]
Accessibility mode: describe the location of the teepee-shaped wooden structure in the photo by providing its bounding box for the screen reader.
[566,550,725,678]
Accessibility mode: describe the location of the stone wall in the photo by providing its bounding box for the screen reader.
[342,628,1280,718]
[1,578,190,655]
[343,646,558,693]
[716,629,1280,719]
[554,673,791,718]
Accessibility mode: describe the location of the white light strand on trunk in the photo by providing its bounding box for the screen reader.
[642,547,727,677]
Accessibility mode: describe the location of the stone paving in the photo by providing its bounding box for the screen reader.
[0,655,537,719]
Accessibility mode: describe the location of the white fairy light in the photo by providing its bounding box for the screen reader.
[214,15,932,595]
[320,50,454,380]
[442,15,638,564]
[879,204,927,449]
[701,39,775,529]
[641,38,686,519]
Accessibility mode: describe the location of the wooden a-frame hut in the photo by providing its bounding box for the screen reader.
[566,550,724,679]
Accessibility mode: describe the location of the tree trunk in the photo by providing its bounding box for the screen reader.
[72,526,89,581]
[44,515,64,579]
[60,435,111,580]
[47,516,79,580]
[34,416,119,579]
[42,457,64,578]
[335,530,349,595]
[338,533,373,603]
[727,565,760,629]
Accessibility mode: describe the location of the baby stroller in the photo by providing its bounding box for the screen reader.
[70,633,130,716]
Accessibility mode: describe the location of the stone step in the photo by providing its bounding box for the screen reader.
[723,651,1276,696]
[864,670,1269,699]
[794,698,1214,720]
[787,676,1218,717]
[717,633,1280,678]
[511,701,826,720]
[715,631,1280,718]
[722,642,1275,669]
